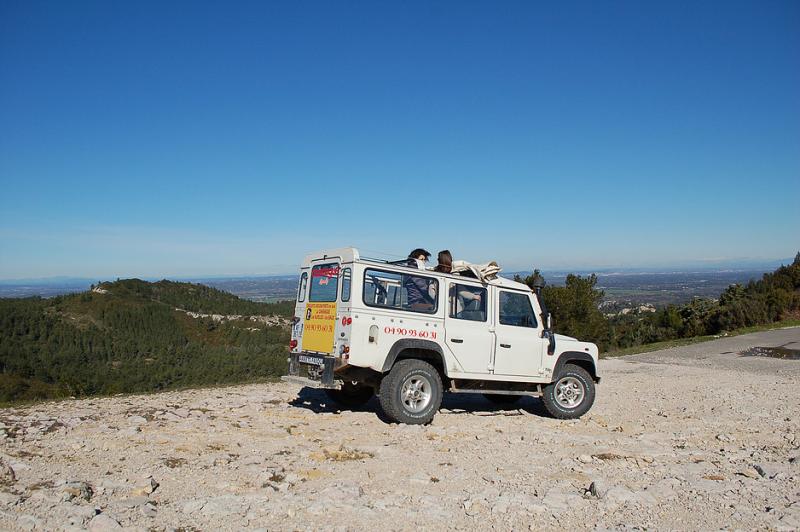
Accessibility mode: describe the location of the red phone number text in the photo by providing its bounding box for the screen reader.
[384,327,437,340]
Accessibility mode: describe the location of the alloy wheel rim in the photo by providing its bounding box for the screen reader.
[555,376,584,408]
[401,375,432,413]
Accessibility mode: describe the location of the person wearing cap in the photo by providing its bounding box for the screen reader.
[404,248,436,311]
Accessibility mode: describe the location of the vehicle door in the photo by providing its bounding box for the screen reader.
[444,281,493,374]
[492,290,545,376]
[303,261,340,354]
[292,269,309,351]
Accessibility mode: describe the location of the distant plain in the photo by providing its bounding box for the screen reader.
[0,269,777,308]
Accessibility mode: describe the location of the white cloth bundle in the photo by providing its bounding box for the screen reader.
[451,260,502,282]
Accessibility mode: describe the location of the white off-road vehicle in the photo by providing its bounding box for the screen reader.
[282,248,600,424]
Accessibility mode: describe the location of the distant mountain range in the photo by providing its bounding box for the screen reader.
[1,257,795,305]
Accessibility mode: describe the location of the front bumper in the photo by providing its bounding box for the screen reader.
[282,352,343,389]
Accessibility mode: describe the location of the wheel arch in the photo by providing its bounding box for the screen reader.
[553,351,599,382]
[381,339,448,378]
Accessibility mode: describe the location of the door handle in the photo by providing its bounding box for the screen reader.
[450,338,464,344]
[500,343,511,348]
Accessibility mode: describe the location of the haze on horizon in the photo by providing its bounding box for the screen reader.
[1,2,798,280]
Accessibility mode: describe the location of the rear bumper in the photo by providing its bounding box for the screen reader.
[280,375,341,389]
[284,352,343,389]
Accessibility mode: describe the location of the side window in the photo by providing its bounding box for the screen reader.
[363,268,438,314]
[309,263,339,302]
[297,272,308,302]
[449,283,487,321]
[499,291,537,328]
[341,268,351,302]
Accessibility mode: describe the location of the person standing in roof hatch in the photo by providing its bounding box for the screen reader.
[434,250,453,273]
[407,248,431,270]
[405,248,436,311]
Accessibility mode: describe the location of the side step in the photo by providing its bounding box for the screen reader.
[449,381,542,397]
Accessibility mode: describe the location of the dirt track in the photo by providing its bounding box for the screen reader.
[1,328,799,531]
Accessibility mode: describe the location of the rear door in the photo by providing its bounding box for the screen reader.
[492,290,545,376]
[303,261,340,354]
[444,281,493,374]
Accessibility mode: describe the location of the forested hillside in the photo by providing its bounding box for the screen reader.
[0,279,292,403]
[517,253,800,352]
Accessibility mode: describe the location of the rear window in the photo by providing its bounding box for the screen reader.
[297,272,308,302]
[309,263,339,302]
[341,268,352,302]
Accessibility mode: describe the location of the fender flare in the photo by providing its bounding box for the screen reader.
[381,339,447,374]
[552,351,599,381]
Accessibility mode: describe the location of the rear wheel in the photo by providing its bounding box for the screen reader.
[325,382,373,407]
[541,363,595,419]
[483,393,522,405]
[379,359,443,425]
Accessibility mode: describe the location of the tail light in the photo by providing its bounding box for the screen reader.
[346,317,352,325]
[289,339,298,349]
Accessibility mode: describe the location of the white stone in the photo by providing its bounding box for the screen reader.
[88,514,122,531]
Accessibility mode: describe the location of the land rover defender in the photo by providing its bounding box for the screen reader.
[282,248,600,424]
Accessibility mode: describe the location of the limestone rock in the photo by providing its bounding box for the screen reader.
[61,481,93,502]
[88,513,122,531]
[0,458,16,485]
[16,515,43,531]
[130,476,158,496]
[588,480,608,499]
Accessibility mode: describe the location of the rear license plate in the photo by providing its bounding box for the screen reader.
[298,355,324,366]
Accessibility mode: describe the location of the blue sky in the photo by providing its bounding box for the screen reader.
[1,1,798,279]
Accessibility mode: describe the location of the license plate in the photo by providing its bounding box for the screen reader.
[298,355,324,366]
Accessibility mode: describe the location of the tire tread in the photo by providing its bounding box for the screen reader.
[379,359,443,424]
[542,363,595,419]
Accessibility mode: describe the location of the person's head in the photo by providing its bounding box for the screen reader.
[436,250,453,273]
[408,248,431,262]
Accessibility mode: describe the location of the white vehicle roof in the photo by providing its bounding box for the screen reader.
[302,247,532,293]
[302,247,360,265]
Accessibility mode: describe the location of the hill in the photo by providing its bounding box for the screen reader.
[0,279,293,403]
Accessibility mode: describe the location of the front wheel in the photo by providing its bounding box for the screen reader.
[541,364,595,419]
[325,382,373,407]
[379,359,443,425]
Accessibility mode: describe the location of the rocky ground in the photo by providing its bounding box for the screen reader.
[1,327,799,531]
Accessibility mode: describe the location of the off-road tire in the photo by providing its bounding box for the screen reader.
[483,393,522,405]
[325,382,373,408]
[379,359,443,425]
[542,363,595,419]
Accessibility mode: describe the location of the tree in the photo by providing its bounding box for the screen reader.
[518,270,611,350]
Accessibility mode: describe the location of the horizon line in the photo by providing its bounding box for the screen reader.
[0,256,794,284]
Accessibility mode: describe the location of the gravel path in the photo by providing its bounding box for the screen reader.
[1,327,799,531]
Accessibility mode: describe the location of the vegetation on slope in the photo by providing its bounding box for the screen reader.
[516,253,800,352]
[0,279,292,403]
